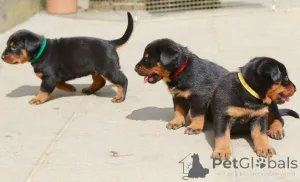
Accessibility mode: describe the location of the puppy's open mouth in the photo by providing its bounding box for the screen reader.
[4,60,19,64]
[277,93,291,104]
[144,73,161,84]
[3,57,19,64]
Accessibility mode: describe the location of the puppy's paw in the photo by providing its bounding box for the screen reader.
[29,97,46,105]
[82,88,95,95]
[67,84,76,92]
[268,128,285,140]
[184,116,204,135]
[184,127,202,135]
[28,92,49,105]
[255,146,276,158]
[166,120,184,130]
[211,149,231,160]
[184,122,203,135]
[268,121,285,140]
[111,96,125,103]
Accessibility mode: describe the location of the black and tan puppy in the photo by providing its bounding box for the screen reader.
[135,39,298,137]
[1,12,133,105]
[135,38,229,134]
[209,57,298,160]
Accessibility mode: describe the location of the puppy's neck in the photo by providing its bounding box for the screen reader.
[30,39,53,66]
[240,68,268,101]
[168,52,189,77]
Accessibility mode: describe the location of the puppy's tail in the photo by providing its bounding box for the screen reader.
[109,12,134,49]
[279,109,299,118]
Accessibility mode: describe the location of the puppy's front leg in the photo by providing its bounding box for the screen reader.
[166,97,189,130]
[29,76,56,105]
[211,114,231,160]
[251,116,276,158]
[267,102,285,140]
[185,95,206,135]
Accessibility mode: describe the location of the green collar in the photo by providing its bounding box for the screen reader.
[30,39,47,64]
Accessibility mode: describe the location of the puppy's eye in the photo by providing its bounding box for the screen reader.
[10,46,17,51]
[284,76,289,82]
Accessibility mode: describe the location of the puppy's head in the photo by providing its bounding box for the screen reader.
[246,57,296,104]
[135,38,184,84]
[1,29,44,64]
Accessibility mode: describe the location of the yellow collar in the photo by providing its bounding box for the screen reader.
[237,72,260,99]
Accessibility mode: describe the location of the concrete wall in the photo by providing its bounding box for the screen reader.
[0,0,42,33]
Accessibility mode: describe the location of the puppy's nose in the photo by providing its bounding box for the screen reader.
[1,55,5,60]
[135,64,140,72]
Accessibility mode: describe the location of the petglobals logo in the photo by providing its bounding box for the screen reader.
[213,157,298,169]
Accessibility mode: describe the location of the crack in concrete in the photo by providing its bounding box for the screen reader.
[24,99,86,182]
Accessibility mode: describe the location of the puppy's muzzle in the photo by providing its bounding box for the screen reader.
[135,63,147,76]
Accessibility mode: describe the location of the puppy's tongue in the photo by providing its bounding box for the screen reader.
[144,76,149,84]
[284,96,290,102]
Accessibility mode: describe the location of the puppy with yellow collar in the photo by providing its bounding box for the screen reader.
[208,57,298,160]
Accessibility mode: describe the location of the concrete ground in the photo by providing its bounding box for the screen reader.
[0,9,300,182]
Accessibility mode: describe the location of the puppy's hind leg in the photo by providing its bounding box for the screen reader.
[102,70,128,103]
[82,74,106,95]
[57,82,76,92]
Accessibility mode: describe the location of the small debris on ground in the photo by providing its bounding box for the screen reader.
[110,151,133,158]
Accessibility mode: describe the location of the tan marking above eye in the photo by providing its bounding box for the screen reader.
[10,42,14,46]
[145,53,149,58]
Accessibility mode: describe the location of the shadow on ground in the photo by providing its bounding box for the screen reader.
[231,133,254,148]
[6,84,116,99]
[126,106,173,121]
[126,106,253,151]
[203,122,214,150]
[204,122,253,151]
[126,106,234,150]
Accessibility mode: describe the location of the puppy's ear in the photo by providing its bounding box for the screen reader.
[160,45,179,66]
[24,34,43,53]
[258,64,282,83]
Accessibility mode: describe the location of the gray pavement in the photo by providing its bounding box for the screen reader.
[0,10,300,182]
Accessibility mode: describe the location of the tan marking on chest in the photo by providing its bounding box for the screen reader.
[227,106,268,118]
[169,88,191,99]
